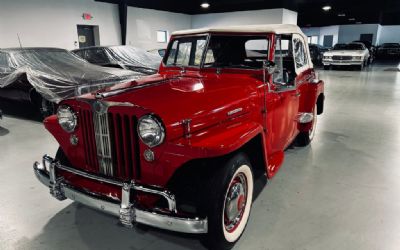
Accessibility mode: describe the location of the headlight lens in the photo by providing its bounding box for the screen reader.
[138,115,165,147]
[323,56,332,59]
[353,56,362,60]
[57,105,77,133]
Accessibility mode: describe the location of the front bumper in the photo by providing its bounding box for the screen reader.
[323,60,363,66]
[33,155,207,234]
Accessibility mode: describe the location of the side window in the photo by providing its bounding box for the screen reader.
[0,53,10,67]
[85,49,110,64]
[293,38,308,69]
[73,50,85,59]
[273,35,296,87]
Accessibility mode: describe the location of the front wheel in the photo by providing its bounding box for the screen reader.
[203,153,254,250]
[295,105,317,147]
[323,65,330,70]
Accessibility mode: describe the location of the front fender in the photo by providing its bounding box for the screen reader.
[188,121,264,157]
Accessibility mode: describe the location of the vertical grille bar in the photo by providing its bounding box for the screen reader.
[94,112,113,176]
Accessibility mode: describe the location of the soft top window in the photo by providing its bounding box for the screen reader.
[293,37,308,69]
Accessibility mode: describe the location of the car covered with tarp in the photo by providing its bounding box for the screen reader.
[0,47,144,116]
[72,45,161,75]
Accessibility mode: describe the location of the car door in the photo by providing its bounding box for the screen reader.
[266,35,300,153]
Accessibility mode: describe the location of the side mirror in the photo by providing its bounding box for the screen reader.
[263,60,277,74]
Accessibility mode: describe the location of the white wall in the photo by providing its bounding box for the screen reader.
[126,7,191,50]
[191,8,297,29]
[0,0,121,50]
[319,26,339,47]
[338,24,381,45]
[302,26,339,47]
[379,25,400,44]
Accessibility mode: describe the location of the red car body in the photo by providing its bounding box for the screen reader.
[34,24,324,248]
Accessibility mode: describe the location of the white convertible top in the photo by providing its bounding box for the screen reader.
[172,24,306,37]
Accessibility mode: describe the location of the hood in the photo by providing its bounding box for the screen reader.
[95,73,261,140]
[324,50,365,56]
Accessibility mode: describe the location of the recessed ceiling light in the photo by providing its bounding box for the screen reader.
[338,13,346,17]
[348,18,355,21]
[356,21,362,24]
[201,3,210,8]
[322,5,332,11]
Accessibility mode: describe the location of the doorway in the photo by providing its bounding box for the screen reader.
[77,25,100,48]
[323,35,334,48]
[360,34,373,44]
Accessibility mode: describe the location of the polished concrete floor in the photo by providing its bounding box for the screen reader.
[1,62,400,250]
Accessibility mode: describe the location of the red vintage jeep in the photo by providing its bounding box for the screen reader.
[34,24,324,249]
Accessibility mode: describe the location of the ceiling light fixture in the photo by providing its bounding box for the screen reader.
[348,18,355,21]
[338,13,346,17]
[201,3,210,8]
[322,5,332,11]
[356,21,362,24]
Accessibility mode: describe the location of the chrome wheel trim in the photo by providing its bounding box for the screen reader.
[224,172,247,232]
[222,164,254,243]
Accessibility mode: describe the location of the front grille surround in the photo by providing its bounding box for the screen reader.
[77,101,139,181]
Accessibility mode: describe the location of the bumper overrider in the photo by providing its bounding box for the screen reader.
[33,155,208,234]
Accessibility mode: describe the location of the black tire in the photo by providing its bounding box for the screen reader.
[295,105,317,147]
[55,147,70,166]
[323,65,330,70]
[358,64,364,71]
[31,91,55,118]
[202,153,254,250]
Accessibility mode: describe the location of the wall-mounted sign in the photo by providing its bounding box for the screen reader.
[78,36,86,43]
[82,13,93,20]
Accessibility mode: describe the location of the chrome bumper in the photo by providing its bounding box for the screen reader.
[33,155,207,234]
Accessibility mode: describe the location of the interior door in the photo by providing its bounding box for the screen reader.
[77,25,95,48]
[360,34,373,44]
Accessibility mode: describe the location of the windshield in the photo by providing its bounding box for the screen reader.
[333,44,347,50]
[382,43,400,48]
[333,44,363,50]
[164,35,269,69]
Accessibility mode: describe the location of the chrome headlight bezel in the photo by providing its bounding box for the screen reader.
[323,56,332,60]
[353,56,362,60]
[57,105,77,133]
[137,115,165,148]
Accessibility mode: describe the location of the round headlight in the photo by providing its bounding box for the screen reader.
[57,105,77,133]
[138,115,165,147]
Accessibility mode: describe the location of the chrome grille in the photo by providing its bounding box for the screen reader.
[93,112,114,176]
[332,55,352,61]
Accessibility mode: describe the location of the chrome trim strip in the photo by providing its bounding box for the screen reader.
[33,157,207,234]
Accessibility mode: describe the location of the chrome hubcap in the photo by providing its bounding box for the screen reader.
[224,173,248,232]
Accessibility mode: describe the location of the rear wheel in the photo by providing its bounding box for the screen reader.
[203,153,254,250]
[323,65,330,70]
[295,105,317,147]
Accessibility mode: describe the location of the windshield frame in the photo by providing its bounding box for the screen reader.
[163,33,271,71]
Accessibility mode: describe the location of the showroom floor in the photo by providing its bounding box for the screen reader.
[1,62,400,250]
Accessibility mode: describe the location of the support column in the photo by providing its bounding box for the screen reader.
[118,0,128,45]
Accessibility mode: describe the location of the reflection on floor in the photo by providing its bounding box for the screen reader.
[1,60,400,250]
